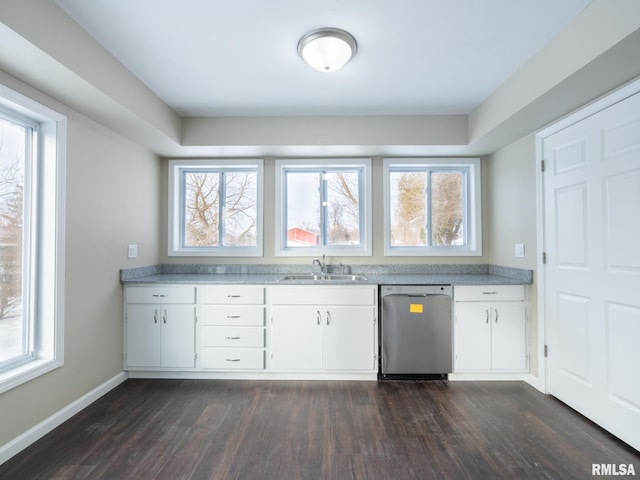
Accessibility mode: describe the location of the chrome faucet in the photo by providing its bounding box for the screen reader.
[312,254,327,274]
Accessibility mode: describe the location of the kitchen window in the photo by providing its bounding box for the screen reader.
[383,158,482,256]
[0,85,66,393]
[275,159,372,256]
[168,159,264,256]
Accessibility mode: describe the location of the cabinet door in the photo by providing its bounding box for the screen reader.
[491,302,527,371]
[160,305,196,368]
[270,306,322,370]
[324,306,376,371]
[126,304,161,367]
[454,303,492,371]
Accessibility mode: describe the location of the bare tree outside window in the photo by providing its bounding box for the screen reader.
[0,119,25,363]
[389,169,466,248]
[284,169,362,248]
[390,171,426,246]
[326,171,360,245]
[184,170,257,247]
[431,171,464,246]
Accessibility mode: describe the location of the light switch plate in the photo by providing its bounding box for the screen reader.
[514,243,525,258]
[127,244,138,259]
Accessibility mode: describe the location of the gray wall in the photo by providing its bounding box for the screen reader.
[487,134,539,374]
[0,76,162,447]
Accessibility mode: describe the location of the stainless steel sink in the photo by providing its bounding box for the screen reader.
[278,274,368,281]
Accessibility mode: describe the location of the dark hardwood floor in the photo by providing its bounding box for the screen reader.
[1,379,638,479]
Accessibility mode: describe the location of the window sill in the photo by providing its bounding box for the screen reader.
[0,358,63,395]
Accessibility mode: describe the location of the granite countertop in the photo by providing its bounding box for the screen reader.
[120,264,532,286]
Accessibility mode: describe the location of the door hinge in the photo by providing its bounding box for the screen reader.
[542,252,547,264]
[544,345,548,357]
[541,159,545,172]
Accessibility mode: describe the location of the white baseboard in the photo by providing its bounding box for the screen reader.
[0,371,128,465]
[128,370,378,381]
[524,373,547,393]
[448,372,527,382]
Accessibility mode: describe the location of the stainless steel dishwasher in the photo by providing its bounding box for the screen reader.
[380,285,453,378]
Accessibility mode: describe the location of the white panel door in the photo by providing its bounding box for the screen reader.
[543,90,640,451]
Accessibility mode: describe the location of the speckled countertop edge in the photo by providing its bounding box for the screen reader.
[121,264,532,286]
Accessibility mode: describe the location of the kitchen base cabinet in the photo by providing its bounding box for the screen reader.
[125,286,196,369]
[270,286,378,373]
[454,285,527,373]
[197,285,266,371]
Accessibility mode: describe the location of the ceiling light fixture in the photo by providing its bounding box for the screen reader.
[297,28,357,73]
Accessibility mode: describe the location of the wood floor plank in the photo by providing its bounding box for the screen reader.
[1,379,638,480]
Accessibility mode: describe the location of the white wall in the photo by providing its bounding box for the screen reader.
[487,134,539,375]
[0,76,162,447]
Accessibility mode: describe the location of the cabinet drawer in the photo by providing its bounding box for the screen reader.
[199,305,265,326]
[126,286,195,304]
[200,348,265,369]
[199,285,265,304]
[454,285,524,302]
[201,326,265,347]
[270,286,376,306]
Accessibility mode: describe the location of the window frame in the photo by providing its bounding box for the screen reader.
[275,158,372,257]
[168,159,264,257]
[383,157,482,256]
[0,84,66,394]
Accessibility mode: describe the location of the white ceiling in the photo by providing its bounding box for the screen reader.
[53,0,592,118]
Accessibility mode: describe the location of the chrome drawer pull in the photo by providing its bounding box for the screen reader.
[227,295,241,298]
[152,294,168,297]
[482,291,498,295]
[225,358,241,362]
[226,315,241,319]
[225,336,242,340]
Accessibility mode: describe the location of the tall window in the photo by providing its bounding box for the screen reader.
[384,158,481,256]
[168,159,263,256]
[275,159,372,256]
[0,85,65,393]
[0,115,29,367]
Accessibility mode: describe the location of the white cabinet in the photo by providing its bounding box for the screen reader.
[197,285,266,370]
[125,286,196,369]
[454,285,527,372]
[270,286,377,372]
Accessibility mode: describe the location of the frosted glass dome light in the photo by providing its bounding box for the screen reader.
[297,28,357,73]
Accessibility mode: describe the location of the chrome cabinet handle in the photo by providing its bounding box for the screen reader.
[154,309,158,324]
[225,336,241,340]
[482,291,498,295]
[326,311,332,326]
[226,315,241,319]
[495,309,499,323]
[317,310,321,325]
[152,294,168,297]
[163,309,167,324]
[227,295,241,298]
[225,358,241,362]
[485,309,489,324]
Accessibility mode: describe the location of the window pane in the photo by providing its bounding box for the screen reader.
[184,172,220,247]
[223,171,258,246]
[0,118,26,363]
[389,171,426,247]
[431,171,464,246]
[325,171,360,245]
[285,171,320,247]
